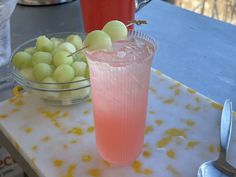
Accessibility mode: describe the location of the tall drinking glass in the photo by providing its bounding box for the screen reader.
[80,0,135,33]
[86,31,157,165]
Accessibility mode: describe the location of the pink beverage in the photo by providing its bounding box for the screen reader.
[86,31,156,165]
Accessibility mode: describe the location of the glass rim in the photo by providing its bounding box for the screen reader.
[85,30,157,64]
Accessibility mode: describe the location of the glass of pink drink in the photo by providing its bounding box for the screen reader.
[86,31,156,165]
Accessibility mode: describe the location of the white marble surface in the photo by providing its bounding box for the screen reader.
[0,69,236,177]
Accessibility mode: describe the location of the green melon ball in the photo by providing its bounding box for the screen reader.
[57,42,76,54]
[53,51,73,67]
[32,51,52,65]
[33,63,53,81]
[72,61,87,77]
[36,35,53,52]
[66,35,83,49]
[12,51,32,69]
[70,76,90,99]
[84,30,112,51]
[50,37,64,49]
[19,67,35,81]
[24,47,36,55]
[102,20,128,41]
[53,64,75,83]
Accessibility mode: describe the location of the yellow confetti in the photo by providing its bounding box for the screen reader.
[211,102,223,110]
[208,144,215,153]
[32,145,38,152]
[41,136,50,142]
[143,168,154,175]
[81,155,92,162]
[167,165,181,177]
[62,163,77,177]
[83,110,90,115]
[54,159,63,168]
[186,141,199,149]
[155,119,163,126]
[62,112,69,117]
[167,149,175,158]
[70,140,78,144]
[187,88,196,94]
[169,83,181,89]
[163,98,174,104]
[194,106,200,111]
[145,125,154,134]
[0,114,7,119]
[175,89,181,95]
[156,136,172,148]
[165,128,186,138]
[143,150,151,158]
[88,168,101,177]
[149,111,156,114]
[12,85,24,97]
[24,127,33,134]
[132,160,143,173]
[87,126,94,133]
[67,127,83,135]
[11,108,20,113]
[155,70,162,75]
[195,97,201,103]
[185,119,195,127]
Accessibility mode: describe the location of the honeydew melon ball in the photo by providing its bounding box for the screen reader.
[102,20,128,41]
[41,77,60,99]
[70,76,90,99]
[53,64,75,83]
[72,61,87,77]
[57,42,76,54]
[36,35,53,52]
[84,30,112,51]
[33,63,53,81]
[32,51,52,65]
[73,51,87,63]
[19,67,35,81]
[53,51,73,67]
[12,51,32,69]
[50,37,64,48]
[66,35,83,49]
[24,47,36,55]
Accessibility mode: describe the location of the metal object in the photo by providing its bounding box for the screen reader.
[17,0,76,6]
[197,100,236,177]
[135,0,152,12]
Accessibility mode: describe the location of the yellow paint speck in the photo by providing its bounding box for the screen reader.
[81,155,92,162]
[186,141,199,149]
[87,126,94,133]
[70,140,78,144]
[143,150,151,158]
[187,88,196,94]
[175,89,181,95]
[155,119,163,126]
[0,114,7,119]
[143,168,154,175]
[156,136,172,148]
[167,165,181,177]
[62,112,69,117]
[41,136,50,142]
[32,145,38,152]
[208,144,215,153]
[169,83,181,89]
[24,127,33,134]
[155,70,162,75]
[165,128,186,138]
[62,163,77,177]
[195,97,201,103]
[211,102,223,110]
[83,110,90,115]
[132,160,143,173]
[185,119,195,127]
[67,127,83,135]
[149,111,156,115]
[145,125,154,134]
[194,106,200,111]
[54,159,63,168]
[164,98,174,104]
[167,149,175,158]
[88,168,101,177]
[11,108,20,113]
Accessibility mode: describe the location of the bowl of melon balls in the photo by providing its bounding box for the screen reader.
[11,32,90,105]
[10,20,143,105]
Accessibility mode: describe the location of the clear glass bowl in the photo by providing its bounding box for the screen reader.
[10,32,90,106]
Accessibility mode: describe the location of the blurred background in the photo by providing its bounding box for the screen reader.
[163,0,236,25]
